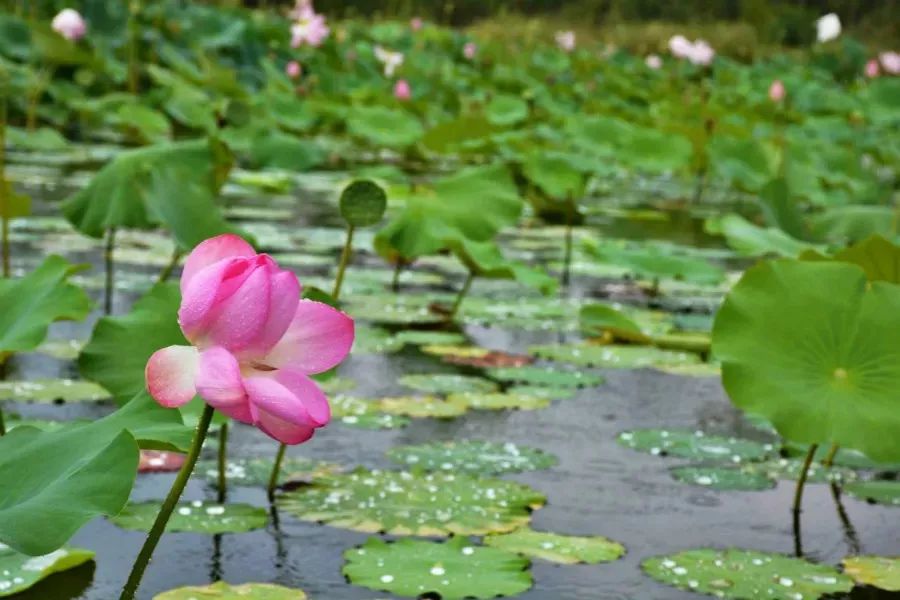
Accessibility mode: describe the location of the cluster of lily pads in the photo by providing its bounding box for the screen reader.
[0,0,898,599]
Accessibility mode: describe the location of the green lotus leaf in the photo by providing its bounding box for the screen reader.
[583,239,724,284]
[0,379,109,403]
[346,106,424,148]
[0,256,91,355]
[376,395,469,418]
[154,581,306,599]
[278,469,545,537]
[343,536,531,599]
[447,237,558,295]
[705,213,816,258]
[579,303,651,343]
[399,374,498,394]
[484,527,625,564]
[340,413,411,429]
[617,429,775,462]
[0,546,94,597]
[387,440,557,475]
[712,259,900,462]
[111,501,267,533]
[842,556,900,591]
[643,548,852,599]
[486,94,529,127]
[845,480,900,506]
[450,391,550,411]
[339,179,387,227]
[195,458,340,487]
[393,330,467,347]
[485,366,603,388]
[505,385,576,400]
[530,342,701,369]
[670,465,776,491]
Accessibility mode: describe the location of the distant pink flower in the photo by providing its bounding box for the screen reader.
[555,31,576,53]
[145,234,354,445]
[645,54,662,69]
[285,61,302,79]
[668,35,692,59]
[768,79,786,102]
[410,17,423,31]
[290,0,329,48]
[394,79,411,101]
[865,59,880,78]
[51,8,86,41]
[464,42,478,60]
[374,45,404,77]
[689,39,715,66]
[879,51,900,75]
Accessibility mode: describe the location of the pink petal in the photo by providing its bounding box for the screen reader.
[274,370,331,426]
[199,263,272,352]
[179,258,254,341]
[145,345,199,407]
[180,234,256,295]
[239,269,301,359]
[195,346,246,408]
[262,300,355,374]
[243,375,320,445]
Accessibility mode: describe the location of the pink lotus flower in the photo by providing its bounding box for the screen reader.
[285,61,302,79]
[668,35,692,59]
[145,235,354,445]
[374,45,404,77]
[555,30,576,53]
[410,17,423,31]
[290,0,329,48]
[689,39,715,66]
[768,79,786,102]
[463,42,478,60]
[51,8,86,41]
[865,58,880,78]
[645,54,662,69]
[394,79,411,101]
[880,51,900,75]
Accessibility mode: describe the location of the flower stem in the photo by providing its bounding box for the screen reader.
[331,225,355,301]
[449,272,474,319]
[391,260,402,293]
[267,442,287,501]
[792,443,818,517]
[157,249,182,284]
[822,443,839,468]
[217,422,228,504]
[104,227,116,315]
[119,404,215,600]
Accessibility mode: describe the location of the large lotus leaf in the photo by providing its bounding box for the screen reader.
[448,238,558,295]
[346,106,424,148]
[842,556,900,591]
[111,501,267,533]
[584,240,724,284]
[708,135,775,192]
[154,581,307,599]
[387,440,557,475]
[399,374,498,394]
[579,303,651,342]
[521,152,588,200]
[486,94,529,127]
[78,283,184,406]
[829,235,900,283]
[421,116,495,154]
[0,379,109,403]
[278,469,545,537]
[810,205,896,245]
[374,164,521,261]
[617,429,775,462]
[0,392,190,555]
[707,213,818,258]
[620,125,693,173]
[643,549,852,599]
[530,342,701,369]
[61,138,240,250]
[486,365,602,388]
[245,130,326,171]
[758,177,807,240]
[0,256,91,355]
[0,546,95,596]
[343,536,531,600]
[484,528,625,564]
[845,480,900,506]
[376,395,469,419]
[713,260,900,462]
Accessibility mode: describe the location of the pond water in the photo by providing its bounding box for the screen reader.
[3,157,898,600]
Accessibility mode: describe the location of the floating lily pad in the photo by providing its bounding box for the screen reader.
[670,466,776,491]
[842,556,900,591]
[484,527,625,564]
[845,480,900,506]
[343,536,531,599]
[784,442,900,471]
[654,361,721,377]
[530,343,701,369]
[387,441,557,475]
[393,330,467,347]
[617,429,775,462]
[377,395,469,419]
[111,501,267,533]
[353,326,405,354]
[644,548,852,599]
[399,374,498,394]
[32,339,83,360]
[421,345,490,358]
[449,392,549,411]
[486,366,603,388]
[278,469,545,537]
[340,413,411,429]
[759,458,856,485]
[154,581,307,599]
[196,458,340,487]
[0,546,95,597]
[506,385,576,400]
[0,379,110,403]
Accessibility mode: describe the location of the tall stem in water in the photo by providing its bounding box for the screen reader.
[119,405,215,600]
[562,197,575,287]
[267,442,287,500]
[104,227,117,315]
[391,260,403,293]
[217,422,228,503]
[791,443,818,557]
[331,225,355,300]
[449,272,474,319]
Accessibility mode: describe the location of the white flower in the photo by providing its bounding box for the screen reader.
[555,31,576,53]
[816,13,841,43]
[374,46,404,77]
[51,8,86,41]
[645,54,662,69]
[668,35,692,59]
[879,51,900,75]
[689,39,715,66]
